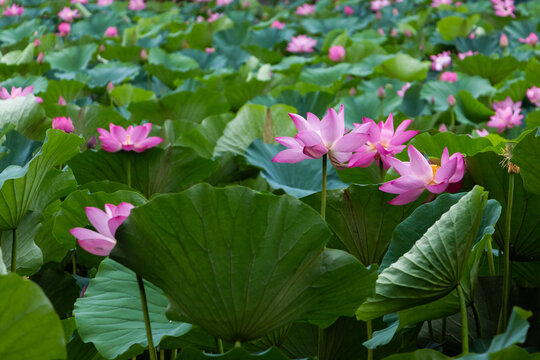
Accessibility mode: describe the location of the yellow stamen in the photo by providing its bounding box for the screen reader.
[429,164,440,185]
[126,134,131,145]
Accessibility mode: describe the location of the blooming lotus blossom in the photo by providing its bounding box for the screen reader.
[440,71,457,82]
[52,117,74,133]
[526,86,540,107]
[58,96,67,106]
[344,6,354,15]
[272,105,371,167]
[370,0,390,11]
[487,97,523,133]
[58,7,80,22]
[58,23,71,37]
[519,33,538,46]
[70,203,134,256]
[0,86,43,103]
[380,146,465,205]
[430,51,451,71]
[296,4,315,15]
[287,35,317,53]
[328,45,345,62]
[216,0,233,5]
[3,4,24,16]
[98,123,164,153]
[97,0,114,6]
[431,0,452,7]
[270,20,285,30]
[128,0,145,11]
[105,27,118,37]
[349,114,418,169]
[457,50,476,60]
[397,83,411,98]
[491,0,515,18]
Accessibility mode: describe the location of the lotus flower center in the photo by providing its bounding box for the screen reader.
[429,164,440,184]
[125,134,131,145]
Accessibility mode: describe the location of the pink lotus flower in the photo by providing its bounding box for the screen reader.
[475,129,489,137]
[457,50,476,60]
[430,51,451,71]
[105,27,118,37]
[370,0,390,11]
[58,23,71,37]
[271,20,285,30]
[70,203,134,256]
[404,29,412,37]
[37,52,44,64]
[0,86,43,103]
[380,146,465,205]
[526,86,540,107]
[58,96,67,106]
[34,38,40,47]
[0,0,5,5]
[106,82,115,92]
[328,45,345,62]
[440,71,457,82]
[3,4,24,16]
[487,97,523,133]
[447,94,456,107]
[71,0,88,3]
[349,114,418,170]
[431,0,452,7]
[519,33,538,46]
[286,35,317,53]
[344,5,354,15]
[207,11,221,22]
[205,47,215,54]
[140,49,148,60]
[500,33,509,47]
[97,0,114,6]
[58,7,80,22]
[491,0,515,18]
[52,116,74,133]
[439,123,448,132]
[397,82,411,98]
[272,105,371,167]
[98,123,164,153]
[296,4,315,15]
[378,28,384,36]
[216,0,233,5]
[128,0,145,11]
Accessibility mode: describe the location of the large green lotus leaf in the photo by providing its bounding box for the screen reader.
[455,90,495,124]
[38,80,87,105]
[144,47,200,87]
[303,184,422,266]
[409,132,499,158]
[467,151,540,261]
[378,54,430,82]
[0,130,41,173]
[66,331,106,360]
[454,55,522,85]
[244,140,348,198]
[338,91,402,129]
[512,129,540,195]
[356,186,488,321]
[77,104,131,140]
[0,95,47,140]
[0,130,83,230]
[87,62,141,88]
[74,259,192,359]
[0,273,66,360]
[301,17,367,35]
[436,14,480,41]
[110,84,156,107]
[176,347,290,360]
[68,147,217,198]
[112,184,376,342]
[52,190,147,257]
[45,44,98,73]
[0,19,41,46]
[1,43,35,65]
[420,76,494,112]
[213,104,297,157]
[176,113,233,159]
[225,79,270,111]
[252,90,335,119]
[383,349,449,359]
[299,64,349,88]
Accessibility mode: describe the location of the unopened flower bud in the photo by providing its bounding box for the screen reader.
[377,86,386,99]
[447,94,456,107]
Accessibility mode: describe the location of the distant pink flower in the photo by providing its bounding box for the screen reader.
[216,0,233,5]
[380,146,465,205]
[439,123,448,132]
[527,86,540,107]
[447,94,456,107]
[271,20,285,29]
[392,8,398,15]
[500,33,509,47]
[140,49,148,60]
[328,45,345,62]
[475,129,489,137]
[431,0,452,7]
[71,0,88,3]
[519,33,538,46]
[397,82,411,98]
[377,86,386,99]
[34,38,40,47]
[105,27,118,37]
[52,117,74,133]
[37,52,44,63]
[404,29,412,37]
[391,29,398,37]
[487,97,523,133]
[0,86,42,103]
[70,203,134,256]
[370,0,390,11]
[207,11,221,22]
[344,5,354,15]
[272,105,371,167]
[106,82,115,92]
[349,88,356,96]
[296,4,315,15]
[440,71,457,82]
[97,0,114,6]
[98,123,164,153]
[128,0,145,11]
[0,0,5,5]
[457,50,476,60]
[205,47,215,54]
[378,28,384,36]
[287,35,317,53]
[349,114,418,170]
[491,0,515,18]
[58,22,71,37]
[58,7,80,22]
[430,51,451,71]
[3,4,24,16]
[58,96,67,106]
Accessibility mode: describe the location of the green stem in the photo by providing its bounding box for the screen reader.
[486,238,496,277]
[472,303,483,339]
[136,275,157,360]
[215,337,224,354]
[160,350,165,360]
[379,100,384,122]
[367,320,373,360]
[318,328,325,360]
[171,350,178,360]
[450,108,455,129]
[428,320,434,342]
[440,317,446,344]
[499,172,514,333]
[321,155,327,220]
[72,252,77,275]
[457,283,469,354]
[126,157,132,188]
[379,163,386,183]
[11,229,16,273]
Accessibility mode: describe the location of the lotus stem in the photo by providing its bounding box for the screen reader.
[457,283,468,354]
[450,108,455,129]
[136,274,157,360]
[160,350,165,360]
[127,157,132,188]
[486,238,496,277]
[215,337,224,354]
[379,100,384,122]
[171,350,178,360]
[440,317,446,344]
[472,303,483,339]
[321,154,327,220]
[318,328,325,360]
[498,172,514,333]
[72,252,77,275]
[11,229,16,273]
[428,320,434,342]
[367,320,373,360]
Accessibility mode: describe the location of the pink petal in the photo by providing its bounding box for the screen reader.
[441,147,450,163]
[70,227,116,256]
[330,151,353,164]
[110,124,127,143]
[320,105,344,147]
[380,113,395,142]
[272,149,309,163]
[133,136,164,152]
[275,136,302,149]
[296,130,324,147]
[435,157,457,183]
[129,123,152,143]
[99,136,122,152]
[348,150,376,168]
[332,131,368,152]
[306,112,321,130]
[85,207,113,237]
[379,175,426,194]
[385,156,413,176]
[289,113,310,132]
[449,153,465,183]
[387,188,426,205]
[408,146,432,183]
[303,144,327,158]
[426,181,449,194]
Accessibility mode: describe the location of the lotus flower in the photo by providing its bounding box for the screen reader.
[287,35,317,53]
[349,114,418,169]
[328,45,345,62]
[397,83,411,98]
[105,27,118,37]
[440,71,457,82]
[71,0,88,3]
[140,49,148,60]
[430,51,451,71]
[216,0,233,5]
[491,0,515,18]
[37,52,44,64]
[58,96,67,106]
[58,22,71,37]
[58,7,80,22]
[380,146,465,205]
[296,4,315,15]
[128,0,145,11]
[475,129,489,137]
[487,97,523,133]
[272,105,371,167]
[97,0,114,6]
[431,0,452,7]
[52,117,74,133]
[526,86,540,107]
[271,20,285,30]
[519,33,538,46]
[70,203,134,256]
[500,33,509,47]
[370,0,390,11]
[344,5,354,15]
[97,123,164,153]
[3,4,24,16]
[0,86,43,103]
[457,50,476,60]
